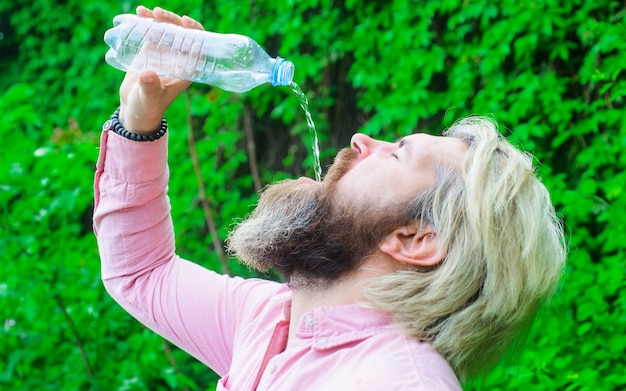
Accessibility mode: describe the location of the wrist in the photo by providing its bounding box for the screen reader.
[103,107,167,142]
[118,107,164,135]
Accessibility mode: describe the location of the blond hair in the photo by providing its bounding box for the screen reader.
[363,116,566,380]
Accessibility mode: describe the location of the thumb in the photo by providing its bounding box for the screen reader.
[138,70,162,97]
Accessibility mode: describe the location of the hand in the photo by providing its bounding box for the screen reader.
[118,6,205,134]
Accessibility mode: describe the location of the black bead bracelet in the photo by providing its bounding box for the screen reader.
[102,107,167,142]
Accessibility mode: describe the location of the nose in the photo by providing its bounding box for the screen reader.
[350,133,377,158]
[351,133,392,159]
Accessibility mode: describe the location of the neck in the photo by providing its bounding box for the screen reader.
[287,254,395,342]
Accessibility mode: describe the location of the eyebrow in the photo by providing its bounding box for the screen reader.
[398,137,412,157]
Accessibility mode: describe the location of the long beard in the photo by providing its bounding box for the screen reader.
[226,148,400,289]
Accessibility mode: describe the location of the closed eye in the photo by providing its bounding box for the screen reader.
[393,137,411,161]
[391,138,406,160]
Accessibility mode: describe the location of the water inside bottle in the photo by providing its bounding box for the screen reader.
[290,82,322,182]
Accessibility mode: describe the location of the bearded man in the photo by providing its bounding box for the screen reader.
[94,6,566,390]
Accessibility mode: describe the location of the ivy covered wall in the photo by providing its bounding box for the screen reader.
[1,0,624,389]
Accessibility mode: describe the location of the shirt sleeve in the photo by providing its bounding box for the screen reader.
[93,129,280,376]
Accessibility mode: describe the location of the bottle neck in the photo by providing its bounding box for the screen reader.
[272,57,294,87]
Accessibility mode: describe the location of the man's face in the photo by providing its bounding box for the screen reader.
[330,132,468,210]
[226,132,467,289]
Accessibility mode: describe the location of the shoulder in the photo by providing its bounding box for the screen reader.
[348,332,462,390]
[402,338,462,390]
[226,276,291,321]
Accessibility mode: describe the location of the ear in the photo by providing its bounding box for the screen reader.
[379,224,445,267]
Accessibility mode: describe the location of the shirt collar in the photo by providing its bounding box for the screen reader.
[294,304,395,350]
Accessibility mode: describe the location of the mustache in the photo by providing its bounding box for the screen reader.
[323,147,358,186]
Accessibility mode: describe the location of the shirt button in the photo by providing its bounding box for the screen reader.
[268,363,277,374]
[319,337,328,346]
[304,315,314,326]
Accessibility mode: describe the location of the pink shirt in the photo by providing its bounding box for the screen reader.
[93,129,462,390]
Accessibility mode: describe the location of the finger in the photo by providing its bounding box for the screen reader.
[136,5,154,18]
[153,7,184,26]
[182,15,205,31]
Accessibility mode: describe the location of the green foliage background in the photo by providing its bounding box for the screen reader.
[1,0,625,389]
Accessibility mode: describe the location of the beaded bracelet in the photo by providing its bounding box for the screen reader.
[102,107,167,142]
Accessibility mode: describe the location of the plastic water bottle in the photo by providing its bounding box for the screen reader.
[104,14,294,93]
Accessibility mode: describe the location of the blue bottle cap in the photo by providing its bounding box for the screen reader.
[272,57,294,87]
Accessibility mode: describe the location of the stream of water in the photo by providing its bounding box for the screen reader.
[290,82,322,182]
